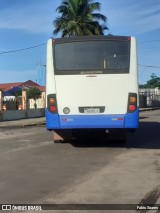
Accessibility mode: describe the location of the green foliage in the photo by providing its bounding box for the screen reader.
[14,89,22,98]
[140,73,160,89]
[26,87,41,101]
[53,0,108,37]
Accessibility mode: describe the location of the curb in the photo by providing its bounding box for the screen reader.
[139,107,160,112]
[0,121,46,129]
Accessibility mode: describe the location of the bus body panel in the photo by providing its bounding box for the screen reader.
[46,39,56,103]
[128,37,139,106]
[46,36,139,131]
[55,74,129,115]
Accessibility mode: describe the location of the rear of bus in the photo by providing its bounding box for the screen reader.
[46,35,139,141]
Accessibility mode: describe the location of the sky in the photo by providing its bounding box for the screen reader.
[0,0,160,85]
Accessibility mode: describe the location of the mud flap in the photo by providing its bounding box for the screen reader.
[53,129,73,142]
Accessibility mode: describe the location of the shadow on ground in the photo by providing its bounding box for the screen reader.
[59,121,160,149]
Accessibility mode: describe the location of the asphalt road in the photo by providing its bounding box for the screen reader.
[0,110,160,213]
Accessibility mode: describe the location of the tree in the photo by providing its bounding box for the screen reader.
[14,89,22,99]
[139,73,160,89]
[26,87,41,108]
[53,0,108,37]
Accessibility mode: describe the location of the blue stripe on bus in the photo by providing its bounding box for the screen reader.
[46,109,60,129]
[46,109,139,130]
[59,115,124,128]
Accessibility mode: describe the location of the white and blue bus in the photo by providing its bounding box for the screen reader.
[46,35,139,142]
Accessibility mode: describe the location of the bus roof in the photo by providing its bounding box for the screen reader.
[52,35,131,43]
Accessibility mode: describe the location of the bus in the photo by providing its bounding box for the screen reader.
[46,35,139,142]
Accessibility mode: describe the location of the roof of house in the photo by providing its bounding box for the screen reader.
[36,86,45,92]
[0,80,45,92]
[0,82,23,92]
[20,80,40,88]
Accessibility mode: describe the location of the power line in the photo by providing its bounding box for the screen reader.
[138,64,160,69]
[0,38,159,55]
[0,39,160,55]
[138,39,160,43]
[0,39,159,72]
[0,43,46,55]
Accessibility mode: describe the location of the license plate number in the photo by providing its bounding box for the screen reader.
[84,108,100,114]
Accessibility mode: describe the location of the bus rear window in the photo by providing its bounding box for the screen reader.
[54,40,130,74]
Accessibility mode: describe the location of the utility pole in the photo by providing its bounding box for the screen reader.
[0,90,2,111]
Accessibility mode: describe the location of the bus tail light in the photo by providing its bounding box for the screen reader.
[50,106,57,112]
[129,105,136,111]
[128,93,137,113]
[47,94,58,114]
[130,97,136,103]
[49,98,55,104]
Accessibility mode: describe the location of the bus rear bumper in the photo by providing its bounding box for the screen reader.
[46,109,139,130]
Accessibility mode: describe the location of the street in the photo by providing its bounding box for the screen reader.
[0,110,160,213]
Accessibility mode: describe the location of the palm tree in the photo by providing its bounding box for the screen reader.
[53,0,108,37]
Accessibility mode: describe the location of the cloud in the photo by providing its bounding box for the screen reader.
[102,0,160,35]
[0,0,59,34]
[1,0,159,35]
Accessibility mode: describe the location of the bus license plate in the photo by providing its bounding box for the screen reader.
[84,108,100,114]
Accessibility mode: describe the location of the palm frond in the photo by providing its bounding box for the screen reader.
[56,5,68,14]
[89,2,100,11]
[92,13,107,22]
[53,0,108,37]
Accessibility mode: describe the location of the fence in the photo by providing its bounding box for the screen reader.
[0,90,46,111]
[2,98,22,110]
[139,88,160,108]
[1,97,45,110]
[29,97,45,109]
